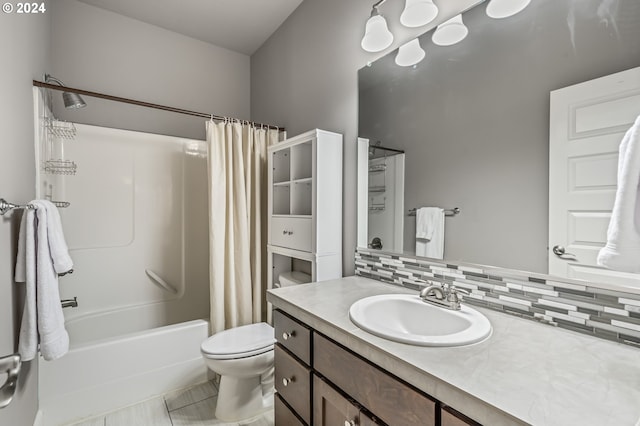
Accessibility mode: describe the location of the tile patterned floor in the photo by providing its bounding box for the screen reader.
[67,380,274,426]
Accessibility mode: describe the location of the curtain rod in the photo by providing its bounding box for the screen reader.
[33,80,284,131]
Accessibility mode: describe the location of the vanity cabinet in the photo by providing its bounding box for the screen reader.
[273,309,480,426]
[267,129,343,322]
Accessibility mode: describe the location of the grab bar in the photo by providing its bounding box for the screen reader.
[0,353,21,409]
[145,269,178,295]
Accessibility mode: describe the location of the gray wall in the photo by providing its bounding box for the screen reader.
[359,0,640,273]
[51,0,251,141]
[251,0,481,275]
[0,3,51,424]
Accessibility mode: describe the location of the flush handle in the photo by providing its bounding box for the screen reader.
[552,245,577,260]
[0,353,21,409]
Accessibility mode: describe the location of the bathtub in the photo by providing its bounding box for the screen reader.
[39,317,209,426]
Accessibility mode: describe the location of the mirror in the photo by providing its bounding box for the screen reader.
[358,0,640,277]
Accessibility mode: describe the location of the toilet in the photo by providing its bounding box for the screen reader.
[200,322,276,421]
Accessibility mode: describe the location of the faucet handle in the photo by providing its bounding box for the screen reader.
[447,286,469,303]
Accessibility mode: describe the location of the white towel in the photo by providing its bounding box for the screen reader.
[598,115,640,272]
[415,207,445,259]
[15,200,71,361]
[42,200,73,275]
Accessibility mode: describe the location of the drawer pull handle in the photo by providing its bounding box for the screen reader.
[282,377,295,387]
[282,331,296,340]
[344,420,356,426]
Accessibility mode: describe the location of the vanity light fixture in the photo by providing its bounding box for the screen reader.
[395,38,426,67]
[432,14,468,46]
[400,0,439,28]
[361,1,394,52]
[486,0,531,19]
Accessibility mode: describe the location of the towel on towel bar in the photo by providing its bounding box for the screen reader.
[598,115,640,272]
[15,200,72,361]
[415,207,445,259]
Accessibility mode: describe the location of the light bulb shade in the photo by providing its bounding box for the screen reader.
[432,14,468,46]
[361,14,394,52]
[395,39,426,67]
[486,0,531,19]
[62,92,86,109]
[400,0,439,28]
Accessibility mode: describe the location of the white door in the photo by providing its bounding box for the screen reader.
[549,66,640,288]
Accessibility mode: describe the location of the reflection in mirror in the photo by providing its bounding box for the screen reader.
[366,141,405,252]
[358,0,640,283]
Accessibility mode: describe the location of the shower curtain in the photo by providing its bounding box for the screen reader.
[206,120,279,333]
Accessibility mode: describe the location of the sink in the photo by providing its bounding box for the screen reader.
[349,294,492,347]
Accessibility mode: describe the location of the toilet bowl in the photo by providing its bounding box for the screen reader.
[200,322,275,421]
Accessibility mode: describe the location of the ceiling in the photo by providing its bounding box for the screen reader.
[78,0,304,55]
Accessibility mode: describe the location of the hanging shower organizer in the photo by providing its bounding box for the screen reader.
[368,158,387,212]
[42,117,78,175]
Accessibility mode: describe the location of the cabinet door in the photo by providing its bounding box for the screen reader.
[314,375,360,426]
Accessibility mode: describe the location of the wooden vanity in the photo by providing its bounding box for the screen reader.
[267,276,640,426]
[273,309,478,426]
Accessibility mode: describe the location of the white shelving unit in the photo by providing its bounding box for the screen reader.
[267,129,343,322]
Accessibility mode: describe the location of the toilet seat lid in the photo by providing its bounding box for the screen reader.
[201,322,275,356]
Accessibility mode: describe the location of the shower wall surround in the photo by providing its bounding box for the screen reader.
[355,249,640,348]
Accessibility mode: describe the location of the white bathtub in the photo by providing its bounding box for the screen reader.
[39,318,209,426]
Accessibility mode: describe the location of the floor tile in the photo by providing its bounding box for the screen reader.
[165,381,218,412]
[239,409,274,426]
[105,397,172,426]
[169,396,238,426]
[67,417,105,426]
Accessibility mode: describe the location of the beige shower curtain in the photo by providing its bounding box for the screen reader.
[207,120,279,334]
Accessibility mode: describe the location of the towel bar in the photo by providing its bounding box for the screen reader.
[408,207,460,217]
[0,198,70,215]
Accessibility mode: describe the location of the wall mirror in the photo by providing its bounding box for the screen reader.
[357,0,640,290]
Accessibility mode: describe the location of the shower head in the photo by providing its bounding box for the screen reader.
[45,74,87,109]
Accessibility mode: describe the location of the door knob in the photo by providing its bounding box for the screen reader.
[552,245,577,259]
[0,353,21,409]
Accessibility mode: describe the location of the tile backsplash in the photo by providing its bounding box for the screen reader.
[355,249,640,348]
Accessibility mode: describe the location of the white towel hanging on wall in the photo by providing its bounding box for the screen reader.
[15,200,73,361]
[598,115,640,272]
[415,207,445,259]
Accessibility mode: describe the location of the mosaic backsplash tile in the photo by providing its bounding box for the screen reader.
[355,249,640,348]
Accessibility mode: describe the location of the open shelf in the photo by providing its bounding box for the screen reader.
[272,184,291,215]
[291,141,313,180]
[291,179,312,215]
[272,148,290,183]
[272,252,312,289]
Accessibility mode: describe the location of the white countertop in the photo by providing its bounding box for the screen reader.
[267,276,640,426]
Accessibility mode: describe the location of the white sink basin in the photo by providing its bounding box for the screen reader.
[349,294,492,347]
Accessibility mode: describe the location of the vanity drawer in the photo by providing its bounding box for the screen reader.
[271,216,312,252]
[274,309,312,365]
[275,392,305,426]
[275,344,312,425]
[313,333,436,426]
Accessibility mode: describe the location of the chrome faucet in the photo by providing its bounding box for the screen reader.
[61,297,78,309]
[419,281,469,310]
